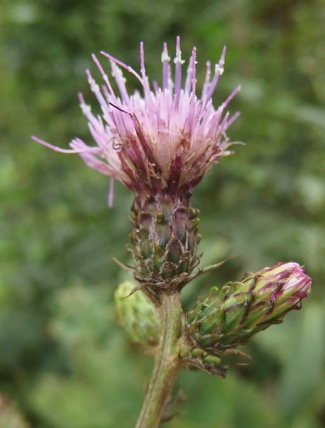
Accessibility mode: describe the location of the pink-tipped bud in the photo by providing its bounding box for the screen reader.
[187,262,312,350]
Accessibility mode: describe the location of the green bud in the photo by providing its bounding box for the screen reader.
[129,194,201,300]
[187,262,312,350]
[114,281,160,350]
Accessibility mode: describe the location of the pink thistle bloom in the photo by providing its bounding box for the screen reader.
[32,37,241,205]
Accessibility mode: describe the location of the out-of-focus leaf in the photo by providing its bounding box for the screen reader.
[278,303,325,420]
[0,395,29,428]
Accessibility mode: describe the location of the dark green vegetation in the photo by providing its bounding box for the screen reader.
[0,0,324,426]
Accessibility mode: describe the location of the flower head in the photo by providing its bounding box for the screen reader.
[187,262,312,350]
[32,37,240,205]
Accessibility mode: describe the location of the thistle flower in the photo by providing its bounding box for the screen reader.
[32,37,241,299]
[187,262,312,350]
[32,36,240,204]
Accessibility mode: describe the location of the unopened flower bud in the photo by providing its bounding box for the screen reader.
[114,281,159,350]
[187,262,312,350]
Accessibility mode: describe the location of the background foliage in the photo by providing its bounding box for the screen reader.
[0,0,324,427]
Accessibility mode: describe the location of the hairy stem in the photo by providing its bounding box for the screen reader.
[135,292,183,428]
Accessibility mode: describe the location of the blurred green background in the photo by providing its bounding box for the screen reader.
[0,0,324,427]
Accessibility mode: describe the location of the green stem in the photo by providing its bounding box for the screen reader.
[135,292,183,428]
